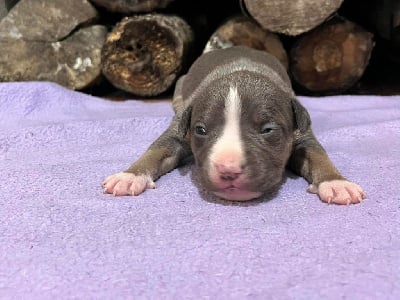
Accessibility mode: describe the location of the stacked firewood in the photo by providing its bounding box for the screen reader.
[1,0,399,96]
[96,0,399,96]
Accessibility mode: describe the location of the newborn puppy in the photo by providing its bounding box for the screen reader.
[102,46,365,205]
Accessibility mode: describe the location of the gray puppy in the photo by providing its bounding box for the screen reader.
[103,46,365,204]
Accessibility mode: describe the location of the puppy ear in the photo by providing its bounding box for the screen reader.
[291,97,311,132]
[172,75,186,114]
[172,74,192,138]
[179,105,192,136]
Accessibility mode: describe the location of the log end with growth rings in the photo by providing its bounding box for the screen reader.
[101,14,193,97]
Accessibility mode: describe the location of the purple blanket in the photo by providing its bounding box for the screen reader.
[1,82,399,299]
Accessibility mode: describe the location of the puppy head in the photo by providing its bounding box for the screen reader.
[177,48,311,201]
[179,71,310,201]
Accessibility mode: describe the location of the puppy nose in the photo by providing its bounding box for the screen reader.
[214,162,244,181]
[220,172,240,181]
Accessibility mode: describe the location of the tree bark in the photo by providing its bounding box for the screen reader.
[101,14,194,97]
[90,0,175,13]
[243,0,343,36]
[290,17,374,95]
[204,15,288,70]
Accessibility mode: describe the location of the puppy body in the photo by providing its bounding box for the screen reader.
[103,46,365,204]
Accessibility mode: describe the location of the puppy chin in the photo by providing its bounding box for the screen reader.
[213,188,262,201]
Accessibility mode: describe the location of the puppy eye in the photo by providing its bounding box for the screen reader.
[195,125,207,136]
[260,123,277,135]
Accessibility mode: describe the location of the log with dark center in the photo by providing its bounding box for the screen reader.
[101,14,194,97]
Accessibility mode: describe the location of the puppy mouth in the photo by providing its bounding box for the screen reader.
[213,186,262,201]
[207,173,263,201]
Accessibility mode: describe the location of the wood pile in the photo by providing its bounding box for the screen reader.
[1,0,399,96]
[0,0,107,90]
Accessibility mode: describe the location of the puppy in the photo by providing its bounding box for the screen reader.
[102,46,365,205]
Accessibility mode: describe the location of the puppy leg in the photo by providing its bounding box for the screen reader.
[289,131,366,205]
[103,111,192,196]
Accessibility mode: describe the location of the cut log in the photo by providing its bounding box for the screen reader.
[290,17,375,95]
[90,0,175,13]
[0,0,98,42]
[204,15,288,70]
[0,0,103,90]
[0,26,107,90]
[242,0,343,36]
[101,14,194,97]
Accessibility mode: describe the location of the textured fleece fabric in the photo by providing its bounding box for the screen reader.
[0,82,399,299]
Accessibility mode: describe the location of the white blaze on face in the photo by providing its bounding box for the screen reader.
[209,85,245,175]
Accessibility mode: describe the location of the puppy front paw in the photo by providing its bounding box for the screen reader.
[307,180,366,205]
[102,172,155,196]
